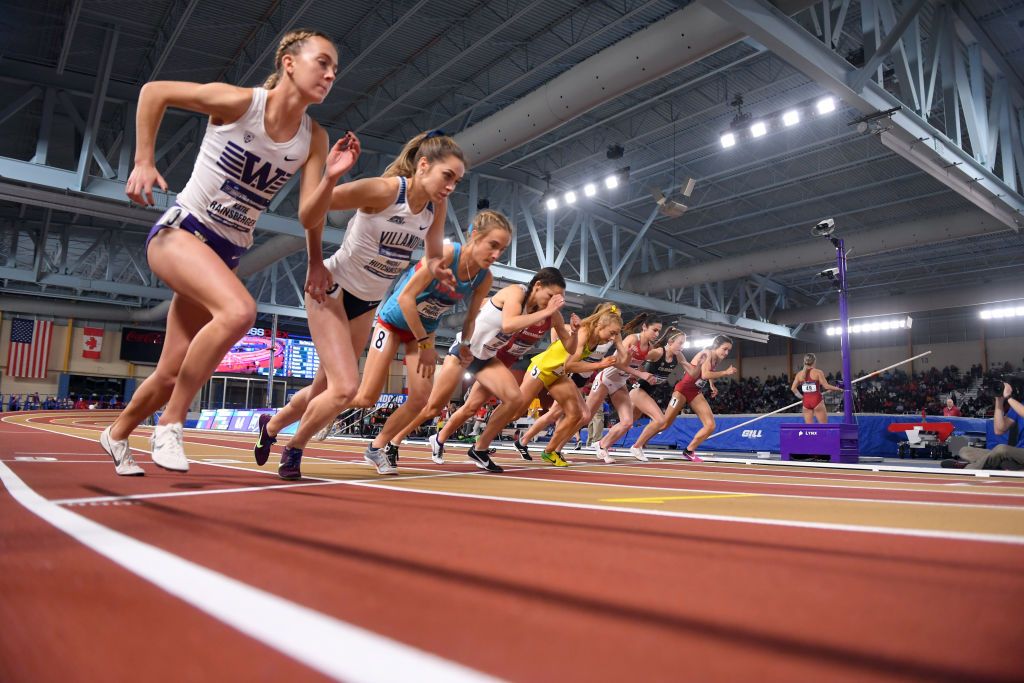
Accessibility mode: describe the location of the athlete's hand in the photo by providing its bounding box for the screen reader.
[418,345,438,380]
[126,162,168,206]
[545,294,565,314]
[458,343,474,367]
[724,365,738,376]
[304,260,333,304]
[638,371,655,383]
[598,357,617,369]
[427,257,457,290]
[569,313,581,330]
[711,385,719,398]
[326,132,361,180]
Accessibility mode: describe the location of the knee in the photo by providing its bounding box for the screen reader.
[705,419,717,433]
[563,404,583,425]
[992,444,1010,456]
[325,383,358,410]
[218,301,257,336]
[148,370,178,395]
[619,416,634,430]
[349,391,376,410]
[403,396,427,414]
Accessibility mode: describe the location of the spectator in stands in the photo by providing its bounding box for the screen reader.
[943,397,962,417]
[8,395,20,412]
[944,382,1024,470]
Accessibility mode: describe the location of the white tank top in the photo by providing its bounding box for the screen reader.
[325,176,434,301]
[176,88,312,250]
[467,285,525,360]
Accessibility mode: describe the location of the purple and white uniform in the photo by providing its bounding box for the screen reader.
[148,87,312,267]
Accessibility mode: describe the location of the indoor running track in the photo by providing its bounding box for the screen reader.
[2,411,1023,683]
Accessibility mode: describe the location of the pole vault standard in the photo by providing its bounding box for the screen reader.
[708,351,933,440]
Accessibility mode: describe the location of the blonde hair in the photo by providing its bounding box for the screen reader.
[263,29,334,89]
[383,130,466,178]
[579,302,623,341]
[804,353,816,367]
[468,209,513,241]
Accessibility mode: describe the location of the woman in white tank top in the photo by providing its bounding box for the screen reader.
[102,30,350,477]
[255,131,465,479]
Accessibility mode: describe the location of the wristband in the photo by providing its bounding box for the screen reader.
[418,339,434,350]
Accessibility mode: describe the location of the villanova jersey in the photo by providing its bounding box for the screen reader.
[377,242,488,334]
[177,87,312,249]
[325,176,434,302]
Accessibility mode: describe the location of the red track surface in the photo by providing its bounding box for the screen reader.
[2,411,1023,682]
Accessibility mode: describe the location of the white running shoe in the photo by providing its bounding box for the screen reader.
[150,423,189,472]
[629,446,649,462]
[429,433,445,465]
[100,426,144,476]
[595,441,616,464]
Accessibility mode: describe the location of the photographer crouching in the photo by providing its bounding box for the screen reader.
[943,375,1024,470]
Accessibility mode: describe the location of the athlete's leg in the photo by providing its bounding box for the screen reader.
[146,230,257,425]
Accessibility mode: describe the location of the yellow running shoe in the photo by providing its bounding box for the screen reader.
[542,451,569,467]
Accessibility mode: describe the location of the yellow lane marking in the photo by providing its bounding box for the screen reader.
[601,493,760,504]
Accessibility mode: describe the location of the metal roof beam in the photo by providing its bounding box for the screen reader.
[702,0,1024,230]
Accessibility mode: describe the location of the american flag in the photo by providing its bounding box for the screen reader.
[6,318,53,379]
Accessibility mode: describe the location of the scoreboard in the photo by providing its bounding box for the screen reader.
[283,337,320,380]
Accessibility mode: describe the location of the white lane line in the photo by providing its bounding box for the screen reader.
[345,479,1024,546]
[0,460,502,683]
[492,471,1024,511]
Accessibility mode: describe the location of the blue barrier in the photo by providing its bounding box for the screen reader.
[195,408,996,456]
[587,414,992,456]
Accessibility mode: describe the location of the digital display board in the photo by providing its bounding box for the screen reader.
[214,329,320,380]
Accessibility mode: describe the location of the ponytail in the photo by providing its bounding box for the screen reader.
[622,312,648,335]
[578,302,623,341]
[383,130,466,178]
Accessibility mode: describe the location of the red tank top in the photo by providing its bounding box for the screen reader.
[495,318,552,365]
[678,350,715,390]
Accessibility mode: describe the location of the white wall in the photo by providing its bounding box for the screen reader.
[0,318,156,396]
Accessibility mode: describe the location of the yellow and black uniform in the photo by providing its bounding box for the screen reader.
[527,338,592,389]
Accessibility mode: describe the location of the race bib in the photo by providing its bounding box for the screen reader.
[801,382,817,393]
[371,326,390,351]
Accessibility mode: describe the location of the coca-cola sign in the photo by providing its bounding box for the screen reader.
[119,327,166,364]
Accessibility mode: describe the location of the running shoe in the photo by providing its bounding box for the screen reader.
[429,433,445,464]
[594,441,616,464]
[542,451,569,467]
[150,423,189,472]
[512,438,532,461]
[278,446,303,480]
[681,449,704,463]
[940,458,967,469]
[253,413,276,466]
[466,447,503,473]
[629,446,649,462]
[100,426,144,476]
[384,442,400,468]
[571,440,583,451]
[364,445,398,475]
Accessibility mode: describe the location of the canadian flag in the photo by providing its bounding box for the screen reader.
[82,327,103,359]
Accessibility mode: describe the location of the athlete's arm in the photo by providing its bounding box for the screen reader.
[551,311,578,355]
[421,201,455,288]
[791,370,803,398]
[127,81,253,205]
[815,368,842,392]
[994,383,1023,435]
[328,176,400,211]
[396,247,454,343]
[496,286,564,334]
[299,126,360,303]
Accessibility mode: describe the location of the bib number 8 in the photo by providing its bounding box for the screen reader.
[373,327,389,350]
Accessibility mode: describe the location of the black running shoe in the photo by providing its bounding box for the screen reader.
[467,447,504,473]
[941,458,968,469]
[278,446,303,480]
[512,438,532,461]
[384,442,399,467]
[254,413,277,466]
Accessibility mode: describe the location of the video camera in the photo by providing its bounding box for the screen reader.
[986,371,1024,396]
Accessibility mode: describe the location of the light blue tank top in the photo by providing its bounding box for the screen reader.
[377,242,488,334]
